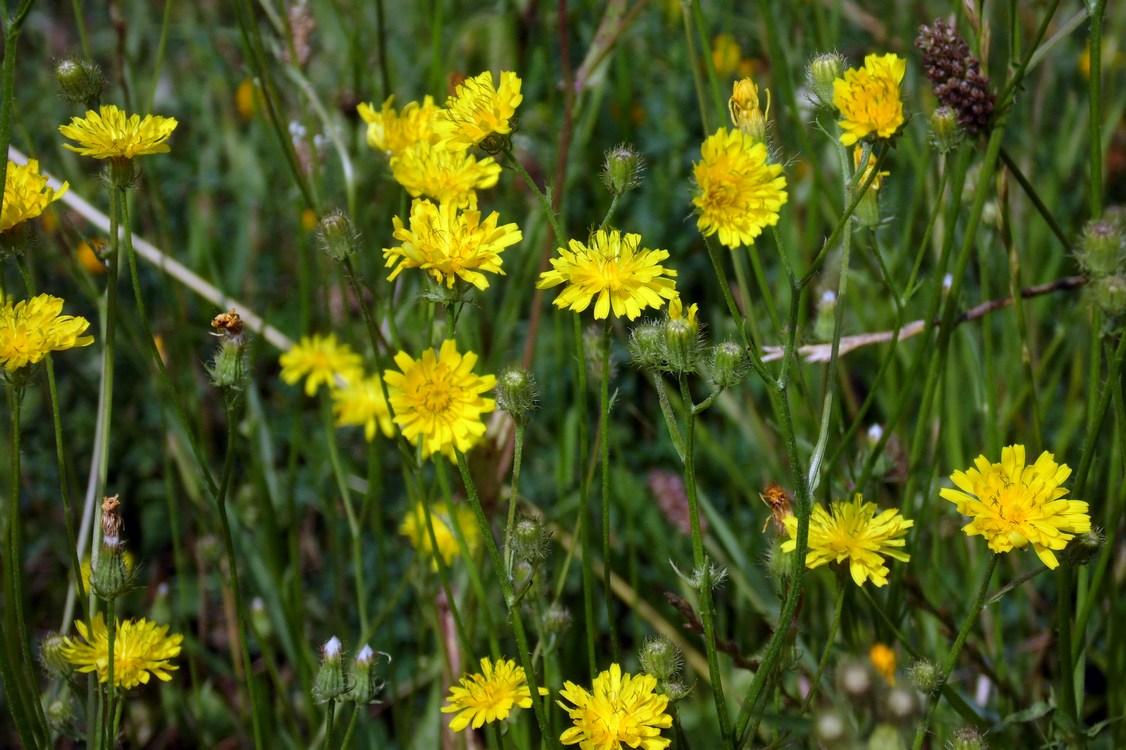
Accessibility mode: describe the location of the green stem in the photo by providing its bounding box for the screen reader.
[325,698,336,750]
[339,703,360,750]
[911,554,999,750]
[571,314,596,678]
[680,1,712,133]
[801,582,845,712]
[322,402,368,627]
[598,322,618,659]
[1088,0,1107,217]
[504,423,526,575]
[105,600,116,749]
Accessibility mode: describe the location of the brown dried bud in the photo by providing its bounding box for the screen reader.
[101,495,122,546]
[211,308,244,340]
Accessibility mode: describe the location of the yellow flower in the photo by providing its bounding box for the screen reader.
[728,78,769,142]
[782,494,913,587]
[558,664,673,750]
[279,333,363,397]
[383,339,496,458]
[939,445,1091,569]
[357,95,442,157]
[2,160,69,233]
[853,146,889,191]
[0,294,94,372]
[436,71,523,150]
[59,613,182,689]
[869,643,896,685]
[399,500,479,569]
[833,53,906,146]
[384,198,521,290]
[667,295,698,327]
[537,229,678,320]
[711,33,744,78]
[331,371,395,441]
[235,78,264,120]
[59,104,178,160]
[441,657,533,731]
[692,127,788,248]
[390,143,502,210]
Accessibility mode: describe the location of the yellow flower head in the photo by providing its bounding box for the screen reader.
[399,500,480,569]
[436,71,523,150]
[2,160,68,233]
[59,104,178,160]
[869,643,896,685]
[833,53,906,146]
[442,657,533,731]
[384,198,521,291]
[390,143,502,209]
[0,294,94,372]
[537,229,678,320]
[939,444,1091,569]
[711,33,744,79]
[279,333,363,397]
[331,371,395,442]
[558,664,673,750]
[782,493,913,587]
[383,339,496,458]
[357,95,442,157]
[59,613,182,689]
[692,127,788,249]
[853,146,889,192]
[728,78,770,142]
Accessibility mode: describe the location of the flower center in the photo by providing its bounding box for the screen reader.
[418,378,453,414]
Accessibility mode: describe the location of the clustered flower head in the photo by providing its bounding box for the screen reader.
[442,657,534,731]
[558,663,673,749]
[383,198,521,290]
[399,500,480,569]
[692,127,788,248]
[940,444,1091,569]
[59,613,182,689]
[59,104,178,160]
[390,143,501,209]
[2,160,69,234]
[279,333,363,397]
[0,294,94,373]
[383,339,496,458]
[833,53,907,146]
[537,229,679,320]
[435,71,523,150]
[357,95,442,157]
[782,493,913,587]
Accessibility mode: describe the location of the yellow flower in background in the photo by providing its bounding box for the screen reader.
[833,53,906,146]
[537,229,678,320]
[331,372,395,441]
[75,239,107,274]
[0,294,94,372]
[728,78,769,142]
[384,198,521,290]
[235,78,264,120]
[869,643,896,685]
[59,104,178,159]
[2,160,68,233]
[383,339,496,458]
[710,33,755,79]
[558,664,672,750]
[399,500,479,569]
[436,71,523,150]
[442,657,533,731]
[782,494,913,587]
[940,445,1091,569]
[279,333,363,397]
[692,127,788,248]
[357,95,442,157]
[390,143,501,209]
[60,613,182,689]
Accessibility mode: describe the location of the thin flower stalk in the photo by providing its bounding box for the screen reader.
[598,323,618,659]
[321,400,370,628]
[801,582,846,712]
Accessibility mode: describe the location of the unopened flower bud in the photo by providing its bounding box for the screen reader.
[629,322,666,371]
[46,690,77,729]
[601,144,644,195]
[1093,274,1126,316]
[809,52,845,105]
[765,534,791,583]
[40,633,72,679]
[815,289,837,341]
[92,496,132,599]
[317,210,360,261]
[907,658,939,694]
[1060,529,1104,567]
[949,727,987,750]
[543,603,572,637]
[639,636,683,681]
[348,644,388,704]
[496,367,538,424]
[929,106,962,154]
[689,561,727,591]
[55,57,105,106]
[312,636,350,704]
[250,597,272,638]
[728,78,769,142]
[664,318,698,373]
[660,679,692,701]
[1079,219,1125,275]
[208,337,249,391]
[709,341,747,388]
[512,516,552,564]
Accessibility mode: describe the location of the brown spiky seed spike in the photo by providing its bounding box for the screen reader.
[916,18,995,135]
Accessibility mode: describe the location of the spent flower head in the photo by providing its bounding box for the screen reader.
[558,664,673,750]
[59,104,178,160]
[442,657,534,731]
[940,444,1091,569]
[436,71,523,150]
[692,127,788,248]
[60,613,182,689]
[2,160,69,234]
[833,53,907,146]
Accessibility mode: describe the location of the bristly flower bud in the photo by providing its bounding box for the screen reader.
[1078,219,1125,275]
[542,603,572,637]
[601,143,644,196]
[688,561,727,591]
[312,636,350,704]
[1059,529,1104,567]
[949,727,987,750]
[45,687,77,730]
[55,57,105,107]
[659,679,692,701]
[496,366,538,425]
[317,209,360,261]
[1093,274,1126,316]
[916,19,995,136]
[39,633,73,679]
[638,636,683,681]
[664,297,701,373]
[512,516,552,564]
[628,322,666,371]
[907,658,939,694]
[709,341,747,388]
[208,309,250,391]
[347,644,389,704]
[92,495,132,600]
[808,52,845,106]
[929,106,963,154]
